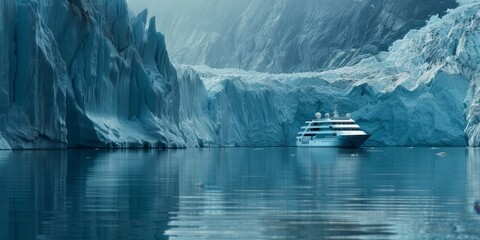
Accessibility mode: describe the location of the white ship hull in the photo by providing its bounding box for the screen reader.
[296,135,370,148]
[297,112,370,148]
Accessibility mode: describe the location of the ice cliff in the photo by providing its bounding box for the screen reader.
[151,0,457,73]
[0,0,185,149]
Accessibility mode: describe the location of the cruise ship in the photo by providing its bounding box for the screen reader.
[296,110,370,148]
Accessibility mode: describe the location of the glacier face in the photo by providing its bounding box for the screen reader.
[0,0,188,149]
[149,0,458,73]
[176,65,468,147]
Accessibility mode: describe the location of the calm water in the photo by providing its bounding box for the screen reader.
[0,147,480,239]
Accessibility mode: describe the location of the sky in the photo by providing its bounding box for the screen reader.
[126,0,154,13]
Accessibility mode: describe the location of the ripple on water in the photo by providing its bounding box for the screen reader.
[1,148,480,239]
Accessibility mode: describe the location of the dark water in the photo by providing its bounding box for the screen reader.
[0,147,480,239]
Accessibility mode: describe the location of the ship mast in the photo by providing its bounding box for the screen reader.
[333,105,339,118]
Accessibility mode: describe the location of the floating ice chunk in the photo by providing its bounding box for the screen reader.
[436,152,448,157]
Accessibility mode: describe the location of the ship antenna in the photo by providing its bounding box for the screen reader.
[333,105,339,118]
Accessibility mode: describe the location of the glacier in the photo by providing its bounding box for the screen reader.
[0,0,479,149]
[176,0,480,147]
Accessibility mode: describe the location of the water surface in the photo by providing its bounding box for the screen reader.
[0,147,479,239]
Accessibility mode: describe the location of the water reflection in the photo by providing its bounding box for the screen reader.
[467,148,480,215]
[0,148,479,239]
[0,150,180,240]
